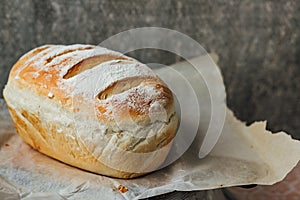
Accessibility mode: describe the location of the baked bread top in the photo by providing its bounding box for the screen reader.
[10,44,175,127]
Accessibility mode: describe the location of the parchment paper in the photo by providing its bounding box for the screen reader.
[0,55,299,200]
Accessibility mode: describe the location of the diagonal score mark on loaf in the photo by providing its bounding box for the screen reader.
[44,45,127,77]
[45,46,94,63]
[97,77,158,100]
[63,55,129,79]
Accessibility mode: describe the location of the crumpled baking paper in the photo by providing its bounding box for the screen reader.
[0,55,299,200]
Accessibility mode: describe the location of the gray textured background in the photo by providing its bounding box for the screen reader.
[1,0,299,140]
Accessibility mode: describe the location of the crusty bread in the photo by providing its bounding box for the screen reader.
[3,44,178,178]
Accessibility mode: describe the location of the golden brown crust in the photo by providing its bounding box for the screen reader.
[4,44,178,178]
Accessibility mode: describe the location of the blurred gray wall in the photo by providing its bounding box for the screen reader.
[0,0,299,139]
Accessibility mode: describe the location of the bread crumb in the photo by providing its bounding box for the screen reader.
[117,184,128,193]
[48,92,54,99]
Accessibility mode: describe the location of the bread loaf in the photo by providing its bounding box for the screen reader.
[3,44,178,178]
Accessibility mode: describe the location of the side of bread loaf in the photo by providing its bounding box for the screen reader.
[3,44,178,178]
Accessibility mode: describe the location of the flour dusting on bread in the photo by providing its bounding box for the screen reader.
[3,44,178,178]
